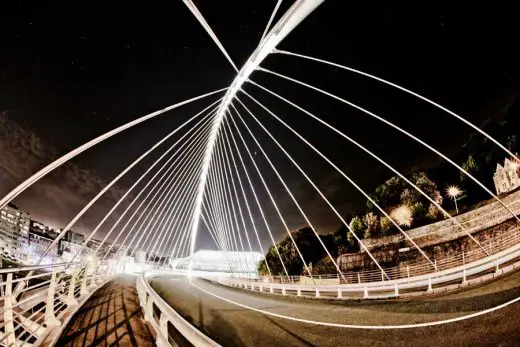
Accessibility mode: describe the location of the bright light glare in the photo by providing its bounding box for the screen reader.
[446,185,462,198]
[390,205,412,227]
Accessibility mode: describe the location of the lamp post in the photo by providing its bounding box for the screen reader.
[446,185,462,214]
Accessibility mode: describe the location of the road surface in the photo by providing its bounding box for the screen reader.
[150,270,520,346]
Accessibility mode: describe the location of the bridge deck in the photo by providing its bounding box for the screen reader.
[56,275,155,347]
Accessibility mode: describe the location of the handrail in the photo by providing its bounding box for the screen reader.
[0,260,113,346]
[219,219,520,298]
[137,270,220,347]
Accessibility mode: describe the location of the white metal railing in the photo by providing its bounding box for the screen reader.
[136,270,220,347]
[0,260,114,346]
[219,220,520,299]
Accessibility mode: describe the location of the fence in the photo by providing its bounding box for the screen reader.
[0,260,113,346]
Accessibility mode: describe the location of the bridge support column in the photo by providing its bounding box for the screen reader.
[337,288,342,299]
[45,270,62,327]
[4,273,16,347]
[65,268,79,306]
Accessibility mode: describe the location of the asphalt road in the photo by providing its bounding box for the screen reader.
[150,270,520,347]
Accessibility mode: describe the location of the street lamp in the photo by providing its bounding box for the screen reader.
[446,185,462,214]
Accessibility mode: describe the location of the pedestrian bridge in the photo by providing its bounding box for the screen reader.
[1,0,520,345]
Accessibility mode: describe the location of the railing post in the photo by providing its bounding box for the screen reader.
[80,263,90,296]
[495,258,500,273]
[462,269,467,284]
[394,283,399,297]
[297,288,301,297]
[462,251,465,265]
[65,268,79,306]
[45,269,62,327]
[363,286,368,299]
[357,272,361,284]
[337,288,342,299]
[427,277,433,292]
[4,273,16,346]
[315,288,320,298]
[145,295,154,322]
[406,266,410,279]
[259,285,263,292]
[269,286,274,294]
[156,313,169,347]
[381,270,384,281]
[281,287,286,295]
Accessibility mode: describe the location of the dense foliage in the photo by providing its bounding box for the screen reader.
[258,102,520,276]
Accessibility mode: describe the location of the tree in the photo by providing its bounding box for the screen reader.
[258,226,339,276]
[349,216,364,237]
[410,202,429,225]
[362,212,379,239]
[312,256,337,275]
[366,176,405,213]
[380,216,393,235]
[460,155,479,183]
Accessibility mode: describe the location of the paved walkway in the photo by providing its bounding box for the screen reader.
[56,275,156,347]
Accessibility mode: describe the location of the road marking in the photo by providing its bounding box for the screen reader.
[189,279,520,329]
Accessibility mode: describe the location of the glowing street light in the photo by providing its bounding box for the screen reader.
[446,185,462,214]
[390,205,413,227]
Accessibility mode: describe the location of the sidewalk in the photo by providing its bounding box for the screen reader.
[55,275,156,347]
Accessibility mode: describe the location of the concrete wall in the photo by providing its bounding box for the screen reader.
[338,189,520,273]
[362,188,520,251]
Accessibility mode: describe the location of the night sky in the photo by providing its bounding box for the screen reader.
[1,1,519,251]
